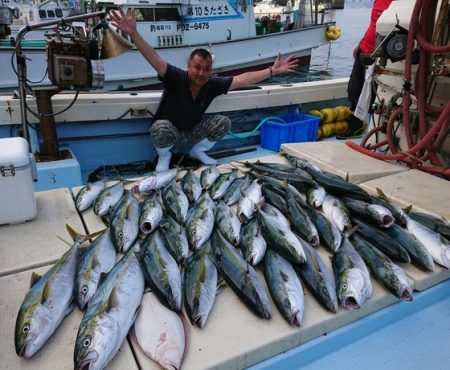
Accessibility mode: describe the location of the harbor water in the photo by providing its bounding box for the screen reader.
[273,1,374,83]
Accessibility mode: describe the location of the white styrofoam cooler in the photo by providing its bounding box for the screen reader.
[0,137,37,225]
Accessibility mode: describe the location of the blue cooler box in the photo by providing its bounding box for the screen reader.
[261,113,320,151]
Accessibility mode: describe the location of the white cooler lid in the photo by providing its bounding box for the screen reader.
[0,137,31,167]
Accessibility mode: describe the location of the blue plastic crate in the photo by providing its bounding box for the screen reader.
[261,113,320,152]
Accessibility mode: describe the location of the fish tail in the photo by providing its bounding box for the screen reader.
[65,224,105,244]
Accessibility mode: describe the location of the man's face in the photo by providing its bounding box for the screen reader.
[188,54,212,88]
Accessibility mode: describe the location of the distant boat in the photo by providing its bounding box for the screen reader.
[0,0,331,92]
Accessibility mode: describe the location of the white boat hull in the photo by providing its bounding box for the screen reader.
[1,25,328,91]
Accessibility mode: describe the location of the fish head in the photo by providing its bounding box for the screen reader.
[76,277,97,311]
[74,315,118,370]
[15,301,52,358]
[135,176,157,195]
[338,268,366,310]
[76,188,90,212]
[317,281,338,314]
[113,219,126,251]
[389,265,413,301]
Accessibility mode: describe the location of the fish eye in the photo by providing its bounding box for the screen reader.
[342,283,348,290]
[22,324,30,333]
[322,287,328,295]
[81,285,89,294]
[393,276,399,282]
[192,230,197,236]
[83,336,92,347]
[118,231,123,238]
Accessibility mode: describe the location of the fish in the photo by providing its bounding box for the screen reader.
[321,194,352,232]
[185,192,216,250]
[181,169,202,204]
[306,205,342,253]
[133,290,187,370]
[15,225,102,358]
[286,187,320,247]
[261,203,290,229]
[343,197,395,228]
[255,175,307,207]
[285,154,370,200]
[75,180,106,212]
[139,194,164,234]
[221,174,251,206]
[141,230,182,311]
[93,181,125,216]
[370,189,407,225]
[263,248,305,327]
[294,239,338,313]
[110,191,141,252]
[162,181,189,225]
[244,160,315,190]
[332,236,372,310]
[74,242,145,370]
[261,184,288,214]
[258,208,307,265]
[351,233,413,301]
[405,215,450,268]
[184,241,218,328]
[210,169,238,200]
[131,168,177,196]
[237,179,264,223]
[353,219,411,263]
[306,183,326,208]
[240,218,267,266]
[75,228,117,311]
[383,222,435,272]
[200,164,220,190]
[408,211,450,239]
[211,229,272,319]
[215,202,242,246]
[159,214,190,264]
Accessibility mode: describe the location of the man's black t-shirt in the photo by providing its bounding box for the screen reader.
[155,64,233,131]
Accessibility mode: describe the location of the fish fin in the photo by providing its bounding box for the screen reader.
[107,287,120,311]
[66,224,82,242]
[344,226,358,238]
[216,278,227,295]
[200,208,209,220]
[42,279,53,304]
[402,205,413,214]
[280,271,290,283]
[65,224,105,244]
[101,216,110,227]
[29,272,42,288]
[376,187,388,200]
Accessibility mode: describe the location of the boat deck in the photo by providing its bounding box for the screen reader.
[1,141,449,370]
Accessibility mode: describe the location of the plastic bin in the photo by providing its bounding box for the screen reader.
[261,113,320,151]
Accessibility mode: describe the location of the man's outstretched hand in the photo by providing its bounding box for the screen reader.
[110,7,137,37]
[272,53,299,75]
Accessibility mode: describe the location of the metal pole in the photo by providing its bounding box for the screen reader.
[15,10,106,147]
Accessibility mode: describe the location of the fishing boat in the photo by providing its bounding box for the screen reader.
[0,0,331,92]
[0,0,449,369]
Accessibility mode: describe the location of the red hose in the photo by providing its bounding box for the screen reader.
[347,0,450,177]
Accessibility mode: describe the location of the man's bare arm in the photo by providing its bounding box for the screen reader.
[229,53,299,90]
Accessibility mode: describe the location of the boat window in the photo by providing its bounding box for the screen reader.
[47,10,56,18]
[133,8,155,22]
[39,10,47,19]
[154,8,181,22]
[55,8,63,18]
